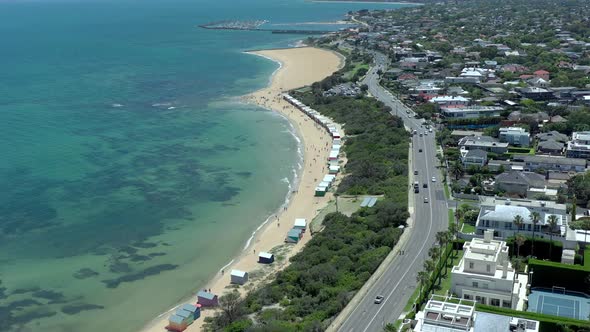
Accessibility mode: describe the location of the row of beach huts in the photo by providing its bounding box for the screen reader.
[282,94,344,198]
[166,218,309,331]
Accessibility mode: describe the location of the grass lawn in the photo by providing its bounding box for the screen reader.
[403,284,421,313]
[433,250,465,296]
[448,209,455,226]
[343,62,369,80]
[310,196,369,232]
[443,182,451,199]
[462,223,476,233]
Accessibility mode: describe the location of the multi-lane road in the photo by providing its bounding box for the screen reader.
[336,52,450,331]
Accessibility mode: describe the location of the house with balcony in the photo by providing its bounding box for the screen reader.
[494,171,546,197]
[566,131,590,160]
[413,295,539,332]
[475,197,567,239]
[429,95,470,108]
[451,230,527,310]
[440,106,503,119]
[458,136,509,154]
[460,148,488,167]
[499,127,530,147]
[517,155,587,173]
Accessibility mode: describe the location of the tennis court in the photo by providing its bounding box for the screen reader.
[528,287,590,320]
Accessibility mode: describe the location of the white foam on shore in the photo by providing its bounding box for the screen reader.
[244,51,283,87]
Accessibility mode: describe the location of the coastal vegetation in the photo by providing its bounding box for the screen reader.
[205,69,410,331]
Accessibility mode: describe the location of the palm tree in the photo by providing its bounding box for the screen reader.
[515,234,526,257]
[450,161,464,180]
[416,271,430,297]
[429,246,440,263]
[513,214,524,235]
[448,223,459,255]
[547,214,559,259]
[436,231,450,283]
[529,211,540,257]
[424,259,435,274]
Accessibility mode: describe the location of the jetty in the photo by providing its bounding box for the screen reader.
[199,20,333,35]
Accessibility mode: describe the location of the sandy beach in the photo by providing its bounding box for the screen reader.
[139,46,344,332]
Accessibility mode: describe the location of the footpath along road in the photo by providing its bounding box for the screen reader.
[330,51,450,332]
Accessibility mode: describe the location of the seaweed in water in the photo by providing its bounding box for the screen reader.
[61,303,105,315]
[73,268,100,279]
[109,261,132,274]
[32,289,65,302]
[129,254,151,262]
[101,264,178,288]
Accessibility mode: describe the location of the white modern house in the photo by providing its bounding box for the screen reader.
[440,106,503,119]
[413,295,539,332]
[451,230,527,310]
[475,197,568,239]
[499,127,530,147]
[458,136,509,154]
[566,131,590,160]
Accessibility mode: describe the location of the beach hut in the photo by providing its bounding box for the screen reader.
[166,314,187,332]
[367,197,378,207]
[323,174,336,184]
[332,132,341,139]
[180,303,200,320]
[294,218,307,232]
[230,269,249,285]
[286,228,303,243]
[329,165,340,174]
[319,180,331,189]
[258,252,274,264]
[315,186,327,197]
[175,308,194,325]
[333,138,342,145]
[197,290,218,307]
[329,150,339,161]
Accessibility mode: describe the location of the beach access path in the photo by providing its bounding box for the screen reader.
[139,46,344,332]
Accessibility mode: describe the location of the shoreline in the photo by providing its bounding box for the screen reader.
[138,46,344,332]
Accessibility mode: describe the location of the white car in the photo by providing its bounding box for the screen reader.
[429,128,433,132]
[375,295,384,304]
[432,177,436,182]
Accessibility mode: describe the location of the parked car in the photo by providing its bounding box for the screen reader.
[423,183,428,188]
[419,148,423,152]
[432,177,436,182]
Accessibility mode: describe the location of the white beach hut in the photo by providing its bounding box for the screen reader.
[293,218,307,232]
[230,269,249,285]
[328,150,339,161]
[329,165,340,174]
[323,174,336,184]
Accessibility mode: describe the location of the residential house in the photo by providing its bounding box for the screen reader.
[413,295,539,332]
[566,131,590,160]
[430,95,470,108]
[475,197,568,239]
[533,70,550,80]
[458,136,509,154]
[494,171,546,197]
[499,127,530,147]
[440,106,503,119]
[460,148,488,167]
[451,230,526,309]
[517,155,587,173]
[518,87,554,101]
[537,140,565,155]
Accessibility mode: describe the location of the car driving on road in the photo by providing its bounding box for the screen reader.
[374,295,384,304]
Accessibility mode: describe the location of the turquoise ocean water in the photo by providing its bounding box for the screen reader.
[0,0,408,331]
